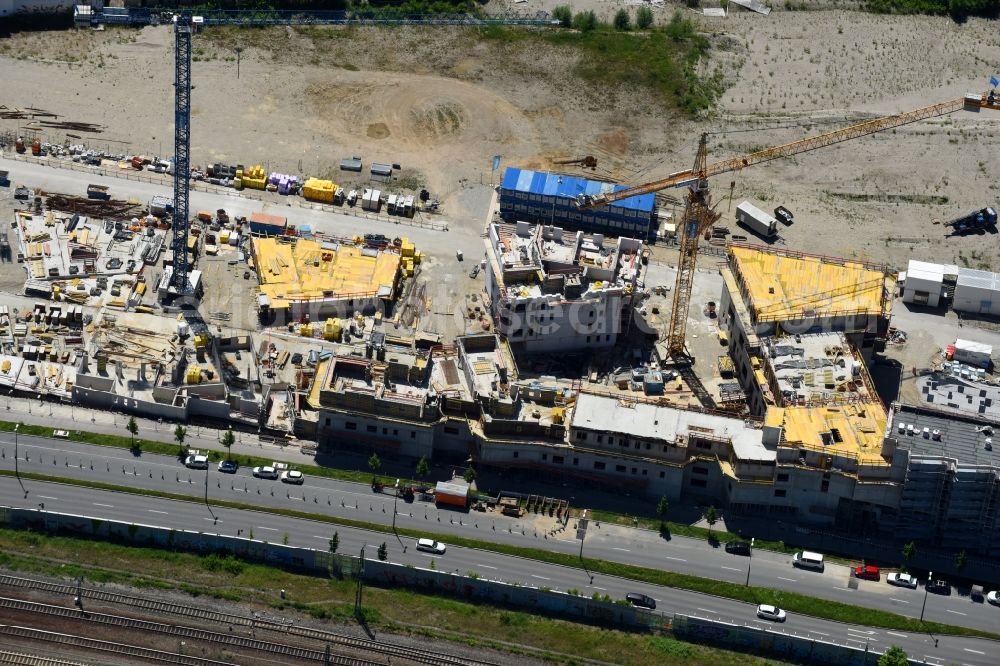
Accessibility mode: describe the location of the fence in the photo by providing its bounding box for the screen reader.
[0,151,449,232]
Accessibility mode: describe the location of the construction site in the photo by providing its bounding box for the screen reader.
[0,4,998,552]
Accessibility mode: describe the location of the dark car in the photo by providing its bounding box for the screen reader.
[625,593,656,610]
[218,460,239,474]
[725,541,752,556]
[927,579,951,595]
[774,205,794,225]
[291,353,303,365]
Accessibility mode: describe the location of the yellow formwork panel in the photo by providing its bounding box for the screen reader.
[302,178,337,204]
[766,403,888,464]
[729,246,894,322]
[254,237,401,305]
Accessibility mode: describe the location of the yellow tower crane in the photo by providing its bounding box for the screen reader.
[578,92,1000,362]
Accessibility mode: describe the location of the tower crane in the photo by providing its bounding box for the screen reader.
[578,91,1000,362]
[150,8,557,296]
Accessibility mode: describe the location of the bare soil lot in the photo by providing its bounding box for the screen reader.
[1,8,999,270]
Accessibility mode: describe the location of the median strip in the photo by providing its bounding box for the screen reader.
[2,469,995,641]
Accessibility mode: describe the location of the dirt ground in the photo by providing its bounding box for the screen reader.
[1,7,999,271]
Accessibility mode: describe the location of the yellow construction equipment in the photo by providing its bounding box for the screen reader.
[579,92,1000,361]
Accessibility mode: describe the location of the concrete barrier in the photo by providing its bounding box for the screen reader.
[0,506,658,628]
[673,614,932,666]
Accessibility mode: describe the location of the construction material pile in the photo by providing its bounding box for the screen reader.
[45,194,143,221]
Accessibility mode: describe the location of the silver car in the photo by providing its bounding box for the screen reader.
[756,604,787,622]
[886,572,918,589]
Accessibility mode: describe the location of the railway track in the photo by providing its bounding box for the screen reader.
[0,574,503,666]
[0,649,90,666]
[0,625,235,666]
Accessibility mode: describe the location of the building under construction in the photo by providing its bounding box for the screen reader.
[252,237,403,323]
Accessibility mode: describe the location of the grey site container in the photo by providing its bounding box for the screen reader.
[340,158,363,172]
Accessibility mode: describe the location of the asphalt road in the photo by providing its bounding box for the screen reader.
[3,434,1000,642]
[0,477,994,666]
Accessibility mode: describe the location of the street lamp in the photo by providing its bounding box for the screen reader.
[745,537,755,586]
[392,479,406,552]
[920,570,933,622]
[14,423,19,478]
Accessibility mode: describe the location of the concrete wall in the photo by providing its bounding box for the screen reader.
[318,409,435,460]
[673,614,929,666]
[72,385,187,421]
[0,0,74,17]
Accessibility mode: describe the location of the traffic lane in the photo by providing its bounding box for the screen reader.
[0,480,994,666]
[6,440,1000,637]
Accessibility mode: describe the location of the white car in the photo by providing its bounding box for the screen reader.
[987,591,1000,606]
[887,572,918,589]
[280,470,304,485]
[756,604,787,622]
[184,454,209,469]
[416,538,446,554]
[52,429,70,439]
[252,465,279,479]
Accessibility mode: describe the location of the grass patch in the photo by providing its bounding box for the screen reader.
[477,12,723,114]
[0,527,793,666]
[865,0,999,20]
[6,469,994,641]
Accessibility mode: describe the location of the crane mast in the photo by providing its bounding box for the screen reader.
[170,13,194,293]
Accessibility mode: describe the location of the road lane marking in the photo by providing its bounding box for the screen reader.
[37,496,58,500]
[946,609,967,616]
[886,631,908,639]
[890,598,911,604]
[777,576,797,582]
[612,547,631,552]
[697,608,716,614]
[313,536,327,540]
[148,510,168,515]
[811,631,830,637]
[964,648,985,655]
[666,556,687,562]
[93,503,114,508]
[258,526,278,532]
[479,565,498,570]
[831,586,852,592]
[531,575,550,581]
[847,629,875,635]
[721,566,741,572]
[591,586,606,591]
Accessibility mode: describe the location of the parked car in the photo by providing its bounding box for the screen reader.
[987,590,1000,606]
[252,465,279,479]
[52,429,69,439]
[756,604,787,622]
[926,579,951,595]
[854,565,880,581]
[625,592,656,610]
[184,454,209,470]
[218,460,239,474]
[469,264,481,279]
[774,205,794,225]
[291,353,303,365]
[416,538,446,554]
[280,470,304,485]
[725,541,752,556]
[886,572,918,589]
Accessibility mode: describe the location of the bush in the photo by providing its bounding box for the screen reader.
[613,8,631,30]
[552,4,573,27]
[636,6,653,28]
[572,10,597,32]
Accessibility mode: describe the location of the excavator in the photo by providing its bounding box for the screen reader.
[578,91,1000,364]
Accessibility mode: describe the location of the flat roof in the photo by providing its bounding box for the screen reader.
[916,373,1000,420]
[957,267,1000,291]
[729,245,894,322]
[906,259,949,284]
[254,237,400,308]
[893,404,1000,468]
[501,167,655,213]
[766,402,888,463]
[572,393,774,462]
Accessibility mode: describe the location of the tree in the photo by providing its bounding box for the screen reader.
[126,416,139,449]
[377,542,388,561]
[901,541,916,572]
[656,495,669,521]
[955,549,967,572]
[552,4,572,28]
[329,531,339,553]
[878,645,909,666]
[415,456,430,479]
[221,428,235,460]
[613,8,631,30]
[368,452,381,475]
[463,465,476,484]
[636,6,653,29]
[173,424,187,456]
[572,10,597,32]
[705,505,718,534]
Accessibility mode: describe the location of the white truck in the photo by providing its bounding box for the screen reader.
[735,200,778,238]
